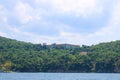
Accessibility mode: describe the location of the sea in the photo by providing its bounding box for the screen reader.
[0,73,120,80]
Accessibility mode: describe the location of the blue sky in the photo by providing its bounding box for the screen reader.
[0,0,120,45]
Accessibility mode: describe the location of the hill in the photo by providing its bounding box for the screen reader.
[0,36,120,72]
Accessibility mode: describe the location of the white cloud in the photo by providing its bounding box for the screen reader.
[0,31,7,37]
[1,0,120,45]
[7,27,57,44]
[0,5,5,13]
[109,1,120,26]
[85,0,120,45]
[15,1,33,24]
[0,5,8,23]
[59,31,85,44]
[6,26,83,44]
[50,0,120,45]
[2,17,8,23]
[35,0,102,17]
[14,1,41,24]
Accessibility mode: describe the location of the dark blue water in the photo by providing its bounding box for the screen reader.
[0,73,120,80]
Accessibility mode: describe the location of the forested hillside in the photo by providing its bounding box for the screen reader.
[0,36,120,73]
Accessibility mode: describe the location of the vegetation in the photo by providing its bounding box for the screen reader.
[0,36,120,73]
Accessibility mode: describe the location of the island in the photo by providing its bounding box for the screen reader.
[0,36,120,73]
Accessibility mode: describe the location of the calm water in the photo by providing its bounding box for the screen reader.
[0,73,120,80]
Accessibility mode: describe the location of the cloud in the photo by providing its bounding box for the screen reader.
[14,1,41,24]
[6,27,59,44]
[59,31,84,44]
[0,0,120,45]
[35,0,102,17]
[3,26,82,44]
[0,5,8,23]
[0,32,7,37]
[15,1,33,24]
[0,5,4,13]
[85,0,120,45]
[110,0,120,26]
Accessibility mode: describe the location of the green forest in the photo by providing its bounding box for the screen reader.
[0,36,120,73]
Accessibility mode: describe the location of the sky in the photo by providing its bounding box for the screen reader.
[0,0,120,45]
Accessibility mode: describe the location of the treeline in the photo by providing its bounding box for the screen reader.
[0,36,120,73]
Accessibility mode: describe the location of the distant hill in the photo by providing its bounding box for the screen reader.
[0,36,120,72]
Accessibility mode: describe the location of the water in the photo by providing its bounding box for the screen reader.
[0,73,120,80]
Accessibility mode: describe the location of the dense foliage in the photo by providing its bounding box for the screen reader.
[0,36,120,73]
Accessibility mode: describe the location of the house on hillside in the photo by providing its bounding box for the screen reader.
[80,52,87,55]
